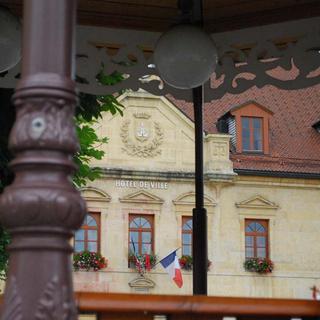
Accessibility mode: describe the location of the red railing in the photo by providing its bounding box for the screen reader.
[75,292,320,320]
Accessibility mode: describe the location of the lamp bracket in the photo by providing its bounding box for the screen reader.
[177,0,203,26]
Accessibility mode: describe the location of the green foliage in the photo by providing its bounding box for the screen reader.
[0,226,10,280]
[0,66,125,277]
[96,63,125,86]
[73,117,108,187]
[0,89,14,281]
[73,251,108,271]
[76,92,124,122]
[73,91,124,187]
[244,257,274,274]
[73,66,125,187]
[97,94,124,116]
[179,255,193,271]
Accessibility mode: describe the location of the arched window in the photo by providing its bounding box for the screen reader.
[245,219,268,259]
[129,214,153,255]
[74,213,100,253]
[182,217,192,256]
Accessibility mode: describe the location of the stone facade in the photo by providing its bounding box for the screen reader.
[74,91,320,299]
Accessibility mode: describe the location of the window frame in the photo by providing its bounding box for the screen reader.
[181,216,193,256]
[245,219,269,259]
[74,212,101,253]
[230,102,273,154]
[241,116,263,153]
[128,214,154,256]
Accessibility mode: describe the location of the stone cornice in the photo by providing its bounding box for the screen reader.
[99,167,236,183]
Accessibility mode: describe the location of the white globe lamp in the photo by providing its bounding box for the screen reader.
[0,7,21,73]
[154,24,217,89]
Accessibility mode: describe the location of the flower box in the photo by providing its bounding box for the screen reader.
[73,251,108,271]
[244,257,274,274]
[179,255,212,271]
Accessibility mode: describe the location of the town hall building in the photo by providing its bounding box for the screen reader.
[74,82,320,299]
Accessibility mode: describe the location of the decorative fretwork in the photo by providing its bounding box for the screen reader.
[0,20,320,102]
[208,32,320,101]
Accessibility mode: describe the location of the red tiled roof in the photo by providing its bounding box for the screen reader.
[169,82,320,175]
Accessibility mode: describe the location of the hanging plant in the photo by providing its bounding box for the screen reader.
[73,251,108,271]
[244,257,274,274]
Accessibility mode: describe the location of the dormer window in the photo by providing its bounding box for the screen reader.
[241,117,263,152]
[217,101,273,154]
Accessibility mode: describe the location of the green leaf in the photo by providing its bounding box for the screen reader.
[0,64,127,276]
[96,63,125,86]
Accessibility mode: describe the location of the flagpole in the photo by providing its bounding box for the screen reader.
[130,238,144,273]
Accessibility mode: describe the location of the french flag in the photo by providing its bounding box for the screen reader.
[159,250,183,288]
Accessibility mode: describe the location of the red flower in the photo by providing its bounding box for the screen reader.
[73,251,108,272]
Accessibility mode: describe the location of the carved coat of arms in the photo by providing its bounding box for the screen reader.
[120,112,164,158]
[135,121,149,142]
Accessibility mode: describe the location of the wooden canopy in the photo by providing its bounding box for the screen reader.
[1,0,320,32]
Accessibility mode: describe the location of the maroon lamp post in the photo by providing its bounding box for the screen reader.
[0,1,86,318]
